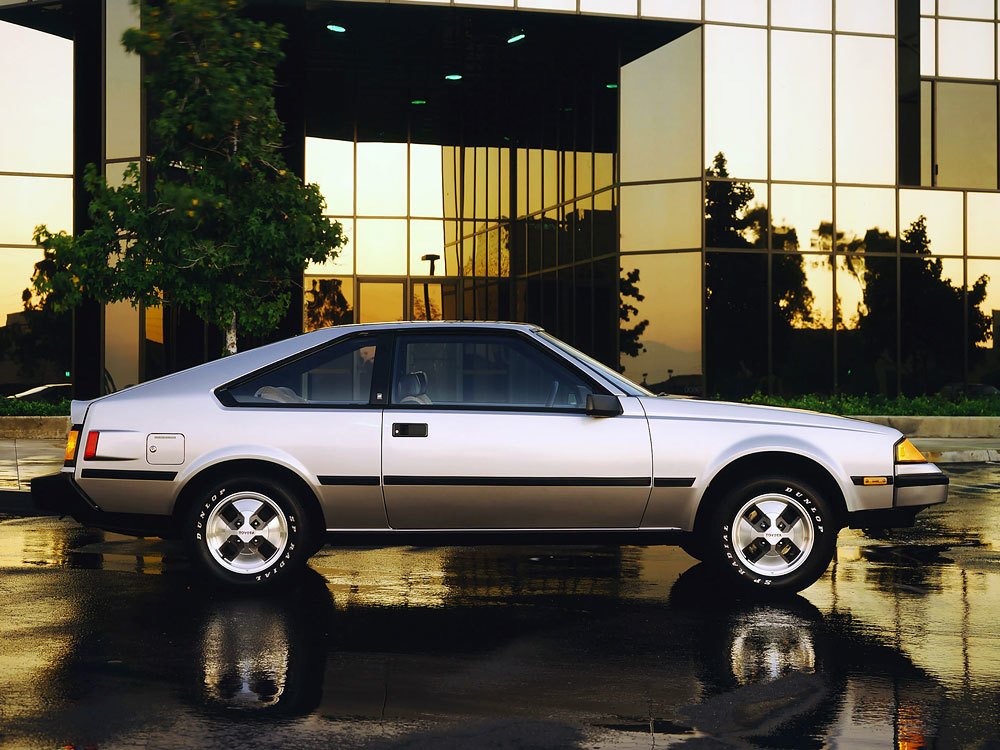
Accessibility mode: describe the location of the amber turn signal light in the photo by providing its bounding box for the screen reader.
[64,429,80,464]
[895,438,927,464]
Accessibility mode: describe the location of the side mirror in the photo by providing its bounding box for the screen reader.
[586,393,623,417]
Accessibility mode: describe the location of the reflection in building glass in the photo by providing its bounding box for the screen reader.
[619,253,702,395]
[704,25,767,179]
[706,252,768,398]
[620,182,701,252]
[641,0,701,20]
[967,260,999,356]
[920,17,936,76]
[939,0,994,18]
[305,138,354,216]
[705,156,767,249]
[704,0,766,25]
[771,0,832,30]
[836,0,895,35]
[105,0,141,160]
[356,142,407,216]
[0,175,73,246]
[837,255,897,395]
[770,184,832,252]
[305,218,353,276]
[967,193,1000,257]
[771,31,832,182]
[835,187,897,253]
[304,277,354,331]
[355,219,407,275]
[899,189,964,254]
[773,254,833,394]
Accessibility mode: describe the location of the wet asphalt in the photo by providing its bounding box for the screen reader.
[0,464,998,750]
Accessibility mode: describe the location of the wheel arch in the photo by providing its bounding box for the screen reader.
[172,458,326,546]
[692,451,849,538]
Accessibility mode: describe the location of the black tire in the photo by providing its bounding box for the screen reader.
[185,474,312,589]
[706,476,838,595]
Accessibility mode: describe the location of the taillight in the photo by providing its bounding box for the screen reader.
[64,427,81,465]
[83,431,100,460]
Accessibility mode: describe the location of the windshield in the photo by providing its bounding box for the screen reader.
[538,332,653,397]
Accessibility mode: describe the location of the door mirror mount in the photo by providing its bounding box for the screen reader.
[586,393,623,417]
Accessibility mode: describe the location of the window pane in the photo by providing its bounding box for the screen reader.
[619,253,702,394]
[305,138,354,216]
[306,218,353,275]
[835,187,897,252]
[358,282,404,323]
[0,21,72,173]
[392,335,594,408]
[705,0,766,25]
[518,0,576,9]
[0,247,40,324]
[580,0,637,15]
[411,282,459,321]
[356,142,407,216]
[0,175,72,245]
[771,31,832,182]
[705,179,767,248]
[106,0,141,160]
[705,26,767,179]
[920,0,935,13]
[899,189,963,254]
[771,0,832,30]
[921,18,936,76]
[355,219,407,275]
[836,35,896,185]
[621,30,702,182]
[706,252,768,398]
[770,184,832,252]
[104,301,139,392]
[921,81,933,186]
[836,0,895,34]
[620,181,701,252]
[837,255,897,396]
[938,20,995,78]
[304,277,354,331]
[936,82,998,190]
[937,0,995,18]
[901,257,965,393]
[968,260,1000,359]
[228,336,376,405]
[410,220,449,276]
[939,0,994,17]
[641,0,701,20]
[773,254,833,394]
[968,192,1000,256]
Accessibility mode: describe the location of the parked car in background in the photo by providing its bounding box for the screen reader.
[32,322,948,594]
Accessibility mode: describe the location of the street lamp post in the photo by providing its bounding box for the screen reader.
[420,254,440,321]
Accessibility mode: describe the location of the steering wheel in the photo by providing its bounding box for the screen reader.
[545,379,560,408]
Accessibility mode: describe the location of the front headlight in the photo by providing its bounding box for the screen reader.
[895,438,927,464]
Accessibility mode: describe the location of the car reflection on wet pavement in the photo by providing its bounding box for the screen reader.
[0,465,997,749]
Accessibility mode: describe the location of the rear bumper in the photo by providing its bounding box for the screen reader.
[31,472,175,537]
[847,471,949,529]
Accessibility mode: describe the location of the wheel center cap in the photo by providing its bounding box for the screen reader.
[238,529,255,539]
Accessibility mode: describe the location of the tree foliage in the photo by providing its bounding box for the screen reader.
[30,0,344,354]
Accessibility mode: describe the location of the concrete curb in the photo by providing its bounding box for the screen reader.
[0,416,70,439]
[856,415,1000,438]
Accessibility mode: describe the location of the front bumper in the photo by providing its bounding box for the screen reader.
[847,470,949,529]
[31,472,175,537]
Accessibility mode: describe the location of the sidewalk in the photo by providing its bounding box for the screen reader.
[0,436,995,495]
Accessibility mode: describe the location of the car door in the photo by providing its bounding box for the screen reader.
[380,330,653,530]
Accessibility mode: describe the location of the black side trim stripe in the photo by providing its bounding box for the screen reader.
[895,473,950,488]
[80,469,177,481]
[851,476,895,486]
[383,476,651,487]
[318,475,381,486]
[653,478,696,488]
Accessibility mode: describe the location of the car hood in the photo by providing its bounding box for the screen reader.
[638,396,900,437]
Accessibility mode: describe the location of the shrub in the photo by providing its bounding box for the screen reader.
[742,392,1000,417]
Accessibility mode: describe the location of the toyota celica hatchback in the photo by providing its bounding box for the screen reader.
[33,322,949,594]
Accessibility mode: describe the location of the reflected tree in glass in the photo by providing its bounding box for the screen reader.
[304,278,353,331]
[619,267,649,364]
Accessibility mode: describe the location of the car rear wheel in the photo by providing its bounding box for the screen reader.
[186,475,312,588]
[707,476,838,594]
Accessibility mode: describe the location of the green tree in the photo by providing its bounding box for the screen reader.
[30,0,344,355]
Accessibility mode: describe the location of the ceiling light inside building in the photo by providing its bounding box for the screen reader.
[410,98,428,105]
[507,31,526,44]
[326,23,347,33]
[444,73,463,81]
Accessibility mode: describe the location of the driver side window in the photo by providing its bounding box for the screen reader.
[391,333,594,409]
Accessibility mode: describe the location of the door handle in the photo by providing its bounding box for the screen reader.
[392,423,428,438]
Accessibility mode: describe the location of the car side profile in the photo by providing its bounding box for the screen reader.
[33,322,949,594]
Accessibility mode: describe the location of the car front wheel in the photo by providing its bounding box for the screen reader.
[708,477,838,594]
[186,474,311,588]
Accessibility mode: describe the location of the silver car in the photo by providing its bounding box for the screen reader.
[32,322,948,594]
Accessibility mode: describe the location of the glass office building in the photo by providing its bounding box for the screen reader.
[1,0,998,399]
